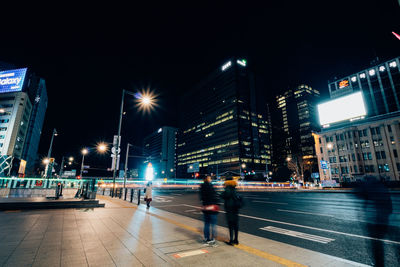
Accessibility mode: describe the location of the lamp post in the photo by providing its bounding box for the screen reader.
[240,163,246,178]
[80,148,88,177]
[45,128,58,178]
[123,143,132,190]
[112,89,156,197]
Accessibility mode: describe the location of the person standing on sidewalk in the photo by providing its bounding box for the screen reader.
[221,176,242,245]
[199,175,219,245]
[144,181,153,208]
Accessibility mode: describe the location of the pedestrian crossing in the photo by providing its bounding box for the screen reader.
[260,226,335,244]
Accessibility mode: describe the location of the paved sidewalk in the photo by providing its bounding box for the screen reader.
[0,196,369,267]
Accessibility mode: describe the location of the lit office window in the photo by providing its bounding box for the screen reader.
[369,69,375,76]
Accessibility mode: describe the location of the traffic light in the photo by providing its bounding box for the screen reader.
[195,172,199,178]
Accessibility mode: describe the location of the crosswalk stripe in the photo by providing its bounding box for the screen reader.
[260,226,335,244]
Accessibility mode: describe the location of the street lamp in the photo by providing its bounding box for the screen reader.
[45,128,58,178]
[112,89,157,197]
[97,143,108,153]
[80,148,88,177]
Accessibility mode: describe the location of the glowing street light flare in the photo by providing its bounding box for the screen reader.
[145,162,154,181]
[68,157,74,161]
[97,143,108,153]
[134,88,158,114]
[81,148,89,155]
[42,158,50,164]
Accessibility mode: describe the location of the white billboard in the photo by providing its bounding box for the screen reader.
[318,92,366,126]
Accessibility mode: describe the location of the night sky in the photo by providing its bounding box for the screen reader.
[0,1,399,171]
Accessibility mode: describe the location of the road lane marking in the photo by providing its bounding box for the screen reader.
[146,206,306,267]
[235,244,306,267]
[240,214,400,245]
[253,200,288,205]
[277,209,335,217]
[180,204,400,245]
[153,204,187,208]
[173,249,209,258]
[260,226,335,244]
[184,209,197,212]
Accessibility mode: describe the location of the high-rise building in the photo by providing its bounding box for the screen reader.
[143,126,177,178]
[176,58,272,178]
[274,85,320,176]
[328,57,400,117]
[0,66,48,175]
[314,56,400,183]
[21,77,48,174]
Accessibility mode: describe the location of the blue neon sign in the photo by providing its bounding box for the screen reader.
[0,68,27,94]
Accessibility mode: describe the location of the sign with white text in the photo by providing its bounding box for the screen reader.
[0,68,27,93]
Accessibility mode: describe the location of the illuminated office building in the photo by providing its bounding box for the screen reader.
[0,65,48,175]
[176,58,272,178]
[328,56,400,116]
[314,56,400,182]
[143,126,177,178]
[275,85,320,158]
[314,112,400,182]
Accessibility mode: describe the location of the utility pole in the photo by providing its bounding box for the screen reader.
[124,143,131,190]
[45,128,57,178]
[59,156,65,177]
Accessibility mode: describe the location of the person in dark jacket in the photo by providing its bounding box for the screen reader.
[199,175,219,244]
[221,177,241,245]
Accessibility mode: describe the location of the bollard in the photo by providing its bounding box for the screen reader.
[137,189,141,205]
[124,188,127,200]
[130,188,133,202]
[119,188,122,199]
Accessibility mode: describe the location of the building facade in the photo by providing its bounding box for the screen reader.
[143,126,177,178]
[176,58,272,178]
[314,112,400,182]
[328,57,400,117]
[21,76,48,174]
[0,66,48,175]
[274,85,320,180]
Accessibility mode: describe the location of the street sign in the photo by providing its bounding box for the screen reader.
[83,165,90,169]
[320,160,328,169]
[187,162,199,173]
[82,170,88,174]
[63,170,77,177]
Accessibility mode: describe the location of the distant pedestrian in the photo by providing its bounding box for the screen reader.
[199,175,219,245]
[221,177,243,245]
[144,181,153,208]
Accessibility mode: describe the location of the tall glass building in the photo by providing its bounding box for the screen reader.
[276,85,320,158]
[176,58,272,178]
[328,57,400,116]
[143,126,177,178]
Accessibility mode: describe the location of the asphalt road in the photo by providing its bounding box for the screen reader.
[149,189,400,266]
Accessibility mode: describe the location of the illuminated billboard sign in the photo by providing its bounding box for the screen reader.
[0,68,27,94]
[338,79,349,89]
[317,92,366,126]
